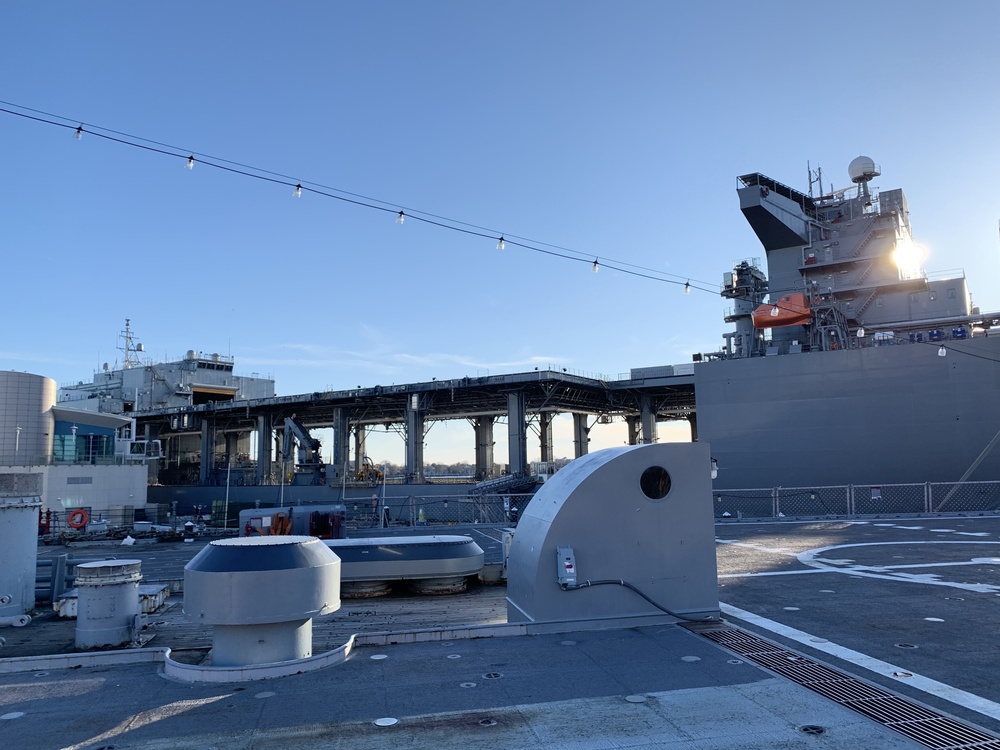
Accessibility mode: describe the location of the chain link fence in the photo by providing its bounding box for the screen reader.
[38,482,1000,533]
[37,494,530,538]
[715,481,1000,519]
[345,493,532,530]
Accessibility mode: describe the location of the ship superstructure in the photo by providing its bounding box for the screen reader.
[722,157,979,357]
[695,158,1000,489]
[58,319,275,414]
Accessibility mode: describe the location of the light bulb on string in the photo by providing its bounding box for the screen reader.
[684,280,690,295]
[938,346,947,357]
[857,327,865,338]
[1,104,746,296]
[770,304,780,317]
[592,259,599,273]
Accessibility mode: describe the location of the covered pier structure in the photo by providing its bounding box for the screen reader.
[132,368,696,488]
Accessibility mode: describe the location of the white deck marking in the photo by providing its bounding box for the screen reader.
[797,541,1000,593]
[719,569,831,578]
[720,602,1000,722]
[715,539,799,556]
[719,556,1000,580]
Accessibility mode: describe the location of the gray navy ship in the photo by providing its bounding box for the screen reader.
[48,158,1000,502]
[697,157,1000,489]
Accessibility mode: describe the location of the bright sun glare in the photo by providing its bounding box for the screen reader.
[892,236,925,280]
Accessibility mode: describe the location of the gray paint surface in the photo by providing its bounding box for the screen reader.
[507,443,719,624]
[697,335,1000,489]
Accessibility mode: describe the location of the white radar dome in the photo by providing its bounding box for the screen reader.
[848,156,880,184]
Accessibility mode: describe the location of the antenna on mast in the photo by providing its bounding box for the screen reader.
[807,162,824,199]
[118,318,145,369]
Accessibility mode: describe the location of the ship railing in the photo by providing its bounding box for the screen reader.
[925,268,967,283]
[714,481,1000,520]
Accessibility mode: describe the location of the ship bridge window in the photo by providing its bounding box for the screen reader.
[876,298,884,308]
[948,288,957,299]
[910,293,919,303]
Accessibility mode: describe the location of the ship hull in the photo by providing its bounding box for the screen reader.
[697,335,1000,489]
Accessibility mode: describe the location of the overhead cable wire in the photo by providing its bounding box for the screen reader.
[0,100,712,289]
[4,102,996,361]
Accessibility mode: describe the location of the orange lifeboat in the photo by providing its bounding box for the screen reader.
[752,293,812,328]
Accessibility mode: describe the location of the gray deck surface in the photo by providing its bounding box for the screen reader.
[2,516,999,749]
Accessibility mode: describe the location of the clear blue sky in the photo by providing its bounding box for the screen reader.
[3,2,999,464]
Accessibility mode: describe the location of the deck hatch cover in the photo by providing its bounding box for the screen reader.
[686,622,1000,750]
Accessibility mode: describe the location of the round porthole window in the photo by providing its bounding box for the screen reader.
[639,466,671,500]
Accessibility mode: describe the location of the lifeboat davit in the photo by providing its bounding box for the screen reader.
[752,292,812,328]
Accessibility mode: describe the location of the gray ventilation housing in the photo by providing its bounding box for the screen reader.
[506,443,719,627]
[74,559,142,649]
[184,536,341,667]
[0,495,42,621]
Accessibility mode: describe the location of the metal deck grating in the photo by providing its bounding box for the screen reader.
[686,622,1000,750]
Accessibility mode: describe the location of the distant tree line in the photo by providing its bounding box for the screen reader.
[360,457,575,478]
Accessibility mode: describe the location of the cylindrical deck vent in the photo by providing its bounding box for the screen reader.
[0,496,42,619]
[184,536,341,667]
[74,559,142,650]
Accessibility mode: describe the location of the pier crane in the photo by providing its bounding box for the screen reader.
[282,415,326,485]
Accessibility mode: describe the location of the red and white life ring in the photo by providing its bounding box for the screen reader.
[67,509,90,529]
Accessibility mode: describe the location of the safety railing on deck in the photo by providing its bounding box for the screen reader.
[713,481,1000,520]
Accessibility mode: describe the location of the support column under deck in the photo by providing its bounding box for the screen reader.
[199,419,214,485]
[539,412,554,464]
[255,414,272,486]
[330,408,350,482]
[352,423,367,479]
[572,413,590,458]
[625,415,641,446]
[507,392,527,476]
[474,417,495,480]
[224,432,234,466]
[274,432,283,484]
[405,394,424,483]
[640,395,657,444]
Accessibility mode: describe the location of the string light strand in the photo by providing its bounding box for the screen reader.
[5,101,996,362]
[0,101,715,289]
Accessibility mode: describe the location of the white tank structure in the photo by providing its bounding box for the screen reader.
[0,494,42,628]
[0,371,56,466]
[74,559,142,649]
[507,443,720,626]
[184,536,341,667]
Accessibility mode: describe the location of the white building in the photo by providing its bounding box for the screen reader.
[0,370,148,519]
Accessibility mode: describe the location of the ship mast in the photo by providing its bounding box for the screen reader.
[118,318,144,369]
